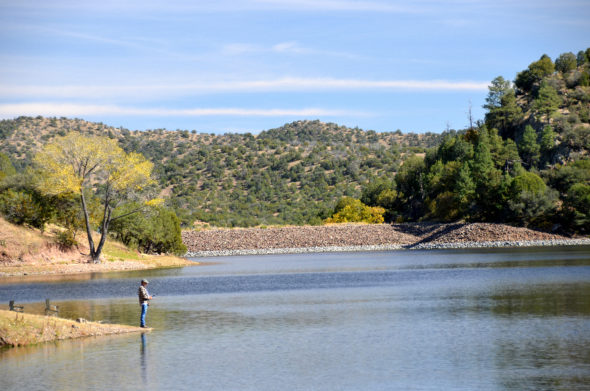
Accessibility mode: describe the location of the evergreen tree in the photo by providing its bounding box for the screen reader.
[518,125,541,169]
[455,161,476,215]
[577,50,589,66]
[539,125,555,165]
[483,76,512,111]
[485,90,523,138]
[533,82,561,119]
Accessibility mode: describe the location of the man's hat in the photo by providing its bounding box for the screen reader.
[141,279,149,284]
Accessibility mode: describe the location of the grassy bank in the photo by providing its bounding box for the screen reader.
[0,309,147,348]
[0,217,195,277]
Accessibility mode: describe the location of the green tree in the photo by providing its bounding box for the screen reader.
[518,125,541,168]
[578,50,589,66]
[483,76,512,111]
[485,90,523,138]
[395,155,426,220]
[564,183,590,233]
[515,54,555,92]
[530,54,555,78]
[469,129,506,220]
[0,153,16,180]
[539,125,555,165]
[110,204,187,255]
[34,133,156,263]
[533,82,561,119]
[555,52,577,73]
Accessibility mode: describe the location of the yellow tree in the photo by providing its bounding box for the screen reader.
[34,133,155,263]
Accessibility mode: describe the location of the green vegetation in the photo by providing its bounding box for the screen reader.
[0,117,442,228]
[34,133,156,263]
[109,203,187,255]
[0,49,588,235]
[361,48,590,234]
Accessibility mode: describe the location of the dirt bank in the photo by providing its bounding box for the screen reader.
[0,217,195,278]
[0,309,147,348]
[183,222,586,255]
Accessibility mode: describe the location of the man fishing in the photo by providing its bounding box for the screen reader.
[138,279,153,328]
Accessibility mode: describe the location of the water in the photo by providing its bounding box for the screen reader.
[1,246,590,390]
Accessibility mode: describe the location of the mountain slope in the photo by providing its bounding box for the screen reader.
[0,117,443,226]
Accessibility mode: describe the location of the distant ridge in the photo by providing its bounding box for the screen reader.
[0,117,445,227]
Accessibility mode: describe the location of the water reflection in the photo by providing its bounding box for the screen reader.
[140,333,148,385]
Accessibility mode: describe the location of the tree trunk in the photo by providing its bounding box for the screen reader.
[94,206,112,264]
[80,192,98,263]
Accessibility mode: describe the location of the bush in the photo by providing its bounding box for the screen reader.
[324,197,385,224]
[0,189,52,229]
[109,204,187,255]
[54,229,78,250]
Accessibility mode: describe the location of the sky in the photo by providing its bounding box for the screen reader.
[0,1,589,134]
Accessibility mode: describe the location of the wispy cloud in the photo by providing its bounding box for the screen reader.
[250,0,423,12]
[2,0,428,13]
[220,41,359,59]
[0,103,366,118]
[0,78,489,100]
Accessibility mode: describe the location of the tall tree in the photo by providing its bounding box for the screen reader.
[483,76,512,111]
[533,82,561,120]
[485,89,523,138]
[518,125,541,169]
[34,133,155,263]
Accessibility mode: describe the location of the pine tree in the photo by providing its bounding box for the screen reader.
[518,125,541,169]
[533,82,561,120]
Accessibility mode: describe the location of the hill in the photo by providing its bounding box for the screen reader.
[0,117,443,227]
[0,217,192,277]
[356,49,590,233]
[1,49,588,230]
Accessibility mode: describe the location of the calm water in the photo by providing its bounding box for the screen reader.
[1,246,590,391]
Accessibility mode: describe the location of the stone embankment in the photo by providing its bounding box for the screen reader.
[183,223,590,257]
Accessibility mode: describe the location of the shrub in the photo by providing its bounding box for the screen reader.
[0,189,51,230]
[54,229,78,250]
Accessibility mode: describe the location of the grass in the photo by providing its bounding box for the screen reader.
[0,309,147,348]
[0,217,195,277]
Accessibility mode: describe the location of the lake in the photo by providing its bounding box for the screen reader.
[1,246,590,390]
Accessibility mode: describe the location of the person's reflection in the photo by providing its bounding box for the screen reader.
[140,333,148,384]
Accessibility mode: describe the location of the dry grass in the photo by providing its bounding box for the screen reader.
[0,309,146,347]
[0,217,195,277]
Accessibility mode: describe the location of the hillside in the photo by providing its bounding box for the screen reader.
[0,117,443,227]
[0,217,192,277]
[1,50,588,230]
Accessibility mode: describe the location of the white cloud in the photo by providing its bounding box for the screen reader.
[0,78,489,100]
[0,103,365,118]
[251,0,423,12]
[2,0,427,13]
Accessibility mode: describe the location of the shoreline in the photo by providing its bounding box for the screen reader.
[183,222,590,258]
[0,257,198,279]
[0,309,147,348]
[186,238,590,258]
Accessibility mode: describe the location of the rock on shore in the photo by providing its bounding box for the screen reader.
[183,223,590,257]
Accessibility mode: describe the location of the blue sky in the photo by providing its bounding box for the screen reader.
[0,0,589,134]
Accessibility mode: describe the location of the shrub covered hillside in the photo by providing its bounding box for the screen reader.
[1,49,588,232]
[0,118,441,227]
[360,49,590,233]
